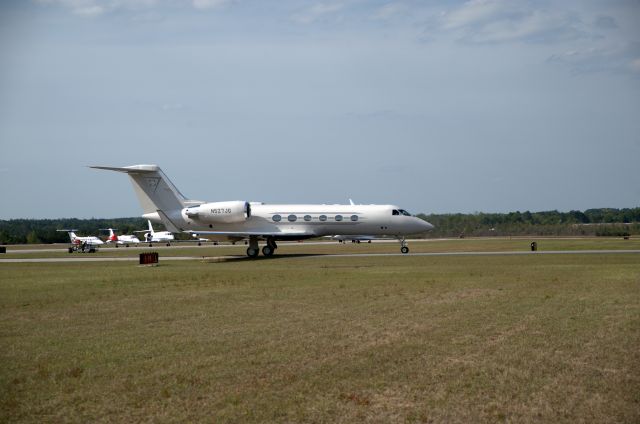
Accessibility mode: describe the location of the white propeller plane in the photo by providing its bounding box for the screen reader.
[57,229,104,252]
[91,164,434,258]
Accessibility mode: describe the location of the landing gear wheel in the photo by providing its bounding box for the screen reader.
[246,247,259,258]
[198,242,202,246]
[401,246,409,254]
[262,246,274,257]
[266,237,277,249]
[166,243,171,246]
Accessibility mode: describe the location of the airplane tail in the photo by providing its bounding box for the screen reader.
[100,228,117,242]
[90,165,192,216]
[57,229,79,242]
[147,220,155,235]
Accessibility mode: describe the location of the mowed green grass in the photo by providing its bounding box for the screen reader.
[1,253,639,423]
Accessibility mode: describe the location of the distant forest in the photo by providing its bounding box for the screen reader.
[0,208,638,244]
[417,208,640,238]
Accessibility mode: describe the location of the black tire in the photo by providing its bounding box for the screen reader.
[401,246,409,254]
[68,247,73,254]
[198,242,202,246]
[246,247,259,258]
[262,246,273,257]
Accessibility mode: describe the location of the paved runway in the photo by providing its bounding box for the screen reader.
[1,249,639,263]
[1,240,405,254]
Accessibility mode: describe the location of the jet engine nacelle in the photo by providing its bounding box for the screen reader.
[182,201,251,224]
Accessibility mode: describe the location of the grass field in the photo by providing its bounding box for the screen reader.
[1,241,639,422]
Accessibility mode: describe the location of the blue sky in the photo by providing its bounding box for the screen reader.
[0,0,638,219]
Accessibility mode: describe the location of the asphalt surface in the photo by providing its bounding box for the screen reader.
[1,249,639,263]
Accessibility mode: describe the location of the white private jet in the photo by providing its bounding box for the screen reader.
[57,229,104,250]
[91,164,434,258]
[102,228,140,247]
[134,220,175,246]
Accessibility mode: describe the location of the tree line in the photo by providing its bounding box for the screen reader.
[0,218,151,245]
[0,207,638,244]
[417,208,640,238]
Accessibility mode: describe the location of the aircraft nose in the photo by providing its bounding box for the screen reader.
[418,219,434,232]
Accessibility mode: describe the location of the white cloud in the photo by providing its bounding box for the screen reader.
[547,43,640,75]
[441,0,507,31]
[192,0,230,10]
[74,4,104,16]
[34,0,230,16]
[438,0,588,44]
[371,2,406,21]
[291,2,345,25]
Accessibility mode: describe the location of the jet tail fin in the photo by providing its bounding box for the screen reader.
[57,229,78,240]
[90,165,189,215]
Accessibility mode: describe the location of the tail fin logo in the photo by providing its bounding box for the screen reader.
[145,177,161,193]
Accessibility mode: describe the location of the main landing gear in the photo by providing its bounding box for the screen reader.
[400,238,409,254]
[246,236,278,258]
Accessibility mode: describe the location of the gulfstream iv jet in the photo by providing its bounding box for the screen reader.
[91,165,433,257]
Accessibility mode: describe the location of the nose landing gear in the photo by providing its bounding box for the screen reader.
[400,238,409,254]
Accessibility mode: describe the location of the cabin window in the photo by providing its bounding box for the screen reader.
[319,215,327,222]
[288,214,297,222]
[272,214,282,222]
[335,215,343,222]
[399,209,411,216]
[304,215,312,221]
[350,215,358,222]
[392,210,400,215]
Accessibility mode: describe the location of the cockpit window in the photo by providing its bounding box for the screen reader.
[392,210,399,215]
[399,209,411,216]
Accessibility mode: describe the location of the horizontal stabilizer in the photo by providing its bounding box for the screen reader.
[89,165,159,173]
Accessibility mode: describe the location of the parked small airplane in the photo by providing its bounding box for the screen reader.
[91,164,434,257]
[102,228,140,247]
[58,229,104,252]
[58,229,104,246]
[134,220,175,246]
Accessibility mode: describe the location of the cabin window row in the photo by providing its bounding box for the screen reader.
[272,214,359,223]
